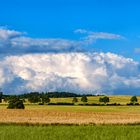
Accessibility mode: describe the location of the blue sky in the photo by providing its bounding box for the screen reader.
[0,0,140,60]
[0,0,140,94]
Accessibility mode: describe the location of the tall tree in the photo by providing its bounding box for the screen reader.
[130,96,138,104]
[99,96,109,104]
[81,96,88,103]
[72,97,78,103]
[42,95,50,103]
[0,91,3,103]
[7,96,25,109]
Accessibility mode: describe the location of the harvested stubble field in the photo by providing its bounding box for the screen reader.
[0,105,140,125]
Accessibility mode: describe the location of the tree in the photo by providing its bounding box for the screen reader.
[130,96,138,104]
[72,97,78,103]
[99,96,109,104]
[81,96,88,103]
[42,95,50,103]
[0,92,3,103]
[28,96,41,103]
[7,97,25,109]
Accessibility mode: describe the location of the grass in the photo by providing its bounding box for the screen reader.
[0,103,137,113]
[26,105,140,112]
[0,124,140,140]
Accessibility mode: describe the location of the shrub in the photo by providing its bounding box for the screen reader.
[7,97,25,109]
[78,103,89,106]
[126,102,134,106]
[127,102,139,106]
[38,102,44,105]
[107,103,120,106]
[91,103,100,106]
[78,103,84,106]
[28,96,41,103]
[72,97,78,103]
[15,100,25,109]
[7,102,15,109]
[42,96,50,103]
[135,103,139,105]
[0,92,3,103]
[99,96,109,104]
[130,96,138,104]
[77,103,121,106]
[48,102,74,105]
[81,96,88,103]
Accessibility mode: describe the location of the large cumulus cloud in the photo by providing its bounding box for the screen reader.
[0,52,140,95]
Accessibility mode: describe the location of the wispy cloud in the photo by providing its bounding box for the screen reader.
[75,29,125,44]
[0,28,125,54]
[0,28,83,54]
[134,48,140,54]
[0,28,23,40]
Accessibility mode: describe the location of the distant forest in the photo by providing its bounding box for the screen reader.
[3,92,95,99]
[0,92,96,104]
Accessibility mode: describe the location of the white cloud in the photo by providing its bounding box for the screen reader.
[0,52,140,95]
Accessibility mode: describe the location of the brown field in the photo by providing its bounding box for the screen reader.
[0,105,140,125]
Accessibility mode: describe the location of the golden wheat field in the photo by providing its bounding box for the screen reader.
[0,105,140,125]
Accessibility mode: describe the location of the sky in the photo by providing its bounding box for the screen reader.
[0,0,140,94]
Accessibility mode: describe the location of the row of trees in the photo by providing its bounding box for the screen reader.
[28,94,50,104]
[72,96,138,105]
[6,95,139,109]
[72,96,109,104]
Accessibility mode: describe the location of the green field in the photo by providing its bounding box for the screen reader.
[1,103,140,113]
[25,104,140,113]
[0,124,139,140]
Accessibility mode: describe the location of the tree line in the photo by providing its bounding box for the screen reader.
[3,92,94,101]
[0,91,139,109]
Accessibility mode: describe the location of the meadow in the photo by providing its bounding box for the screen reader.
[0,124,140,140]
